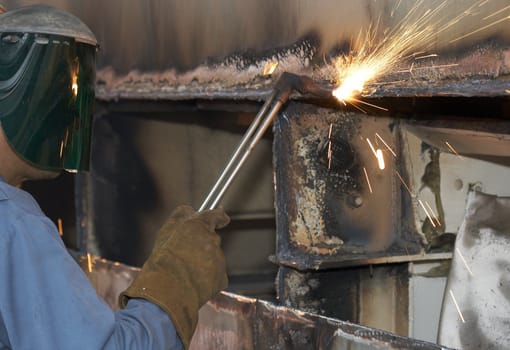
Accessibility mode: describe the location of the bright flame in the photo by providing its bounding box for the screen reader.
[331,0,509,104]
[332,66,378,103]
[262,61,278,76]
[332,1,444,103]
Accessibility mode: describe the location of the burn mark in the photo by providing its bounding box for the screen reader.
[274,101,423,269]
[208,33,320,71]
[318,135,356,173]
[277,266,359,322]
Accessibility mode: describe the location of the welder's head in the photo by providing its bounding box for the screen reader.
[0,5,97,172]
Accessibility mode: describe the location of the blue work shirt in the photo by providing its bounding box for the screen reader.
[0,178,183,349]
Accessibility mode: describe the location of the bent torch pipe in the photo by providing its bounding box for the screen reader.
[199,72,331,211]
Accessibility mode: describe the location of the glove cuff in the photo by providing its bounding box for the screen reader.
[119,268,199,349]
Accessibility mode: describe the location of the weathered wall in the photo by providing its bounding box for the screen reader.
[3,0,510,72]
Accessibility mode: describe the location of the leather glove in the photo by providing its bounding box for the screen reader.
[119,205,230,349]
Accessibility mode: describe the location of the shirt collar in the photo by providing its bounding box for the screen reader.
[0,177,10,200]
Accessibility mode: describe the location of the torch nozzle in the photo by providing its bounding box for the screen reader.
[274,72,332,102]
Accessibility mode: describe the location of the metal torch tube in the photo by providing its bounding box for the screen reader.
[199,72,330,211]
[205,99,285,210]
[198,90,280,211]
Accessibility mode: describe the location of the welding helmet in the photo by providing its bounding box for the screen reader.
[0,5,97,171]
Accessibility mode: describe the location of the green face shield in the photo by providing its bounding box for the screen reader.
[0,32,96,172]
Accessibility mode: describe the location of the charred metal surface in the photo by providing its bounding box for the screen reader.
[277,265,409,337]
[93,43,510,101]
[273,101,422,270]
[94,74,510,102]
[73,253,449,349]
[276,266,359,322]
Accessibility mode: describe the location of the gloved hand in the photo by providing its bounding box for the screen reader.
[119,205,230,349]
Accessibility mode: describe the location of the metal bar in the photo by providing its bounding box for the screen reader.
[206,100,284,210]
[199,72,331,211]
[198,90,279,211]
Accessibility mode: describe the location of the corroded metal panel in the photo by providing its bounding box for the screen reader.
[75,253,449,349]
[273,102,422,270]
[277,266,359,322]
[277,265,409,337]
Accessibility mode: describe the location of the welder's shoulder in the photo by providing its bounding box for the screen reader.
[0,183,55,248]
[0,181,45,216]
[0,183,7,201]
[0,181,48,237]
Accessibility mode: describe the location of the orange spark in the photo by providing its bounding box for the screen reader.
[332,1,452,103]
[394,63,459,74]
[331,0,506,105]
[418,199,436,228]
[449,289,466,323]
[456,248,474,277]
[363,167,373,194]
[375,133,396,157]
[483,4,510,20]
[425,201,441,226]
[262,61,278,76]
[445,141,463,158]
[367,138,386,170]
[366,138,377,157]
[395,170,413,196]
[450,14,510,43]
[414,54,438,60]
[87,253,93,273]
[57,218,63,236]
[327,123,333,170]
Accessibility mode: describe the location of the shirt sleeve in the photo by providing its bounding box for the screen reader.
[0,207,183,350]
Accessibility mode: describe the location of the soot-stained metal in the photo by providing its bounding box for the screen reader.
[273,102,423,270]
[93,42,510,102]
[276,264,410,336]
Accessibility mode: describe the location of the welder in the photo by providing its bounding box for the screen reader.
[0,5,228,349]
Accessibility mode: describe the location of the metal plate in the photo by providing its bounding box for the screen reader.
[438,191,510,349]
[273,102,423,270]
